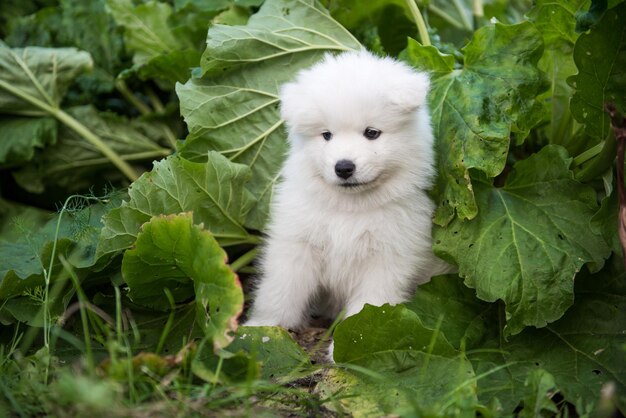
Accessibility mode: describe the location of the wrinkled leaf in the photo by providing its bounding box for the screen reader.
[0,199,113,311]
[592,183,621,254]
[97,152,257,259]
[528,0,588,45]
[106,0,180,65]
[568,2,626,140]
[403,22,546,225]
[519,369,558,418]
[407,273,626,412]
[328,0,475,52]
[575,0,608,32]
[0,201,111,282]
[334,304,456,363]
[322,304,477,416]
[528,0,587,156]
[0,41,93,112]
[106,0,200,84]
[6,0,124,76]
[177,0,361,229]
[192,346,259,384]
[0,116,56,166]
[122,213,243,348]
[405,274,490,351]
[326,0,416,56]
[229,326,311,380]
[434,145,609,335]
[13,106,170,193]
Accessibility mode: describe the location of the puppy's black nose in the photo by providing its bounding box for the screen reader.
[335,160,355,179]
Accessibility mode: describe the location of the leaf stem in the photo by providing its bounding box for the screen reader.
[48,149,171,173]
[573,141,605,166]
[428,5,465,29]
[473,0,484,28]
[145,86,165,113]
[144,87,179,148]
[115,79,152,116]
[54,109,141,181]
[452,0,473,31]
[0,79,140,182]
[156,288,176,355]
[230,248,259,272]
[59,254,95,375]
[405,0,431,46]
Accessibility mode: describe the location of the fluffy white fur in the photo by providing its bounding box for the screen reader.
[245,50,448,332]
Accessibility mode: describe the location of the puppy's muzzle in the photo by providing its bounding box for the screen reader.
[335,160,355,179]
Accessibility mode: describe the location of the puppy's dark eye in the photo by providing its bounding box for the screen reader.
[322,131,332,141]
[363,127,381,140]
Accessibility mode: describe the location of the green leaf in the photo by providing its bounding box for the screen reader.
[106,0,181,65]
[6,1,124,75]
[519,369,558,418]
[127,49,201,85]
[174,0,231,12]
[199,0,361,76]
[405,274,491,350]
[575,0,608,32]
[5,0,125,101]
[408,270,626,413]
[328,0,475,51]
[527,0,588,45]
[0,116,56,166]
[228,326,311,380]
[328,0,415,56]
[192,346,259,384]
[333,304,456,363]
[591,186,621,254]
[568,2,626,140]
[318,353,477,417]
[57,0,125,76]
[528,0,588,156]
[97,152,257,259]
[177,0,361,229]
[0,199,113,301]
[402,22,547,225]
[12,106,171,193]
[121,213,243,349]
[322,304,477,416]
[106,0,198,84]
[0,41,93,112]
[434,145,610,335]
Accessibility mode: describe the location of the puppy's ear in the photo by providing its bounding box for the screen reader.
[278,81,301,126]
[389,71,430,112]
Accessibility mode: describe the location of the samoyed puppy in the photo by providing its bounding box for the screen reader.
[245,50,448,340]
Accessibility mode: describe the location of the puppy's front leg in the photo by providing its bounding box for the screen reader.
[244,240,319,330]
[344,264,410,320]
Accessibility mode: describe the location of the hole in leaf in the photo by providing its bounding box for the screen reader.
[592,369,601,375]
[558,234,564,240]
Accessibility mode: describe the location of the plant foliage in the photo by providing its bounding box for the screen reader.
[0,0,624,416]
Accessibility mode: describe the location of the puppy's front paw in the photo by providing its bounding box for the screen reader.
[242,317,278,327]
[327,340,335,363]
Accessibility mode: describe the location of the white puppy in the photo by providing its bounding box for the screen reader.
[245,50,447,334]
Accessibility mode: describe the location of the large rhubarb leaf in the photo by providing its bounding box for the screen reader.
[176,0,362,229]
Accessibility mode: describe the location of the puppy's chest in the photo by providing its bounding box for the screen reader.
[305,211,398,260]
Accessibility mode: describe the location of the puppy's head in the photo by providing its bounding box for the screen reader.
[279,50,433,193]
